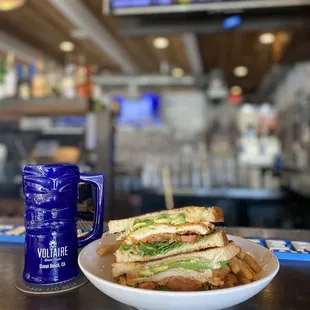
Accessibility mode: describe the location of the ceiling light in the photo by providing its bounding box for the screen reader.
[0,0,26,11]
[259,33,275,45]
[153,37,169,50]
[234,66,248,77]
[230,85,242,96]
[59,41,75,52]
[171,67,184,78]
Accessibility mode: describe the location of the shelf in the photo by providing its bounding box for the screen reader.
[143,188,290,201]
[0,99,89,120]
[42,126,84,135]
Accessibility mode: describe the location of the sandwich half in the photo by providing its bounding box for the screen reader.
[108,206,224,263]
[112,242,240,291]
[115,229,228,263]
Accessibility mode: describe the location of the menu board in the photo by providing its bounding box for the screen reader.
[108,0,309,15]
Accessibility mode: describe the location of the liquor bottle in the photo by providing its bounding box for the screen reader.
[91,65,102,101]
[75,54,91,99]
[47,61,61,97]
[61,55,76,99]
[4,52,17,98]
[31,59,49,99]
[0,55,6,101]
[18,64,31,100]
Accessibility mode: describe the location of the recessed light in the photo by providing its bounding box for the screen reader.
[234,66,248,77]
[230,85,242,96]
[259,33,275,45]
[171,67,184,78]
[59,41,75,52]
[153,37,169,49]
[0,0,26,11]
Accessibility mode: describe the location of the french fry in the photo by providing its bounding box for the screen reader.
[237,251,246,260]
[229,259,241,274]
[243,261,259,281]
[252,271,259,281]
[244,254,262,274]
[119,276,127,285]
[232,257,253,280]
[96,243,120,257]
[237,273,251,284]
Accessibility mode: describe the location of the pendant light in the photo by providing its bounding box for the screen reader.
[0,0,26,11]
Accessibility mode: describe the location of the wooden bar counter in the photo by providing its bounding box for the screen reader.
[0,227,309,310]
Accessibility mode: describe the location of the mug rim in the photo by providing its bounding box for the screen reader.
[23,164,79,171]
[24,164,78,168]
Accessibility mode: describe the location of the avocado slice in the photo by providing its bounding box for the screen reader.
[157,213,170,219]
[133,222,147,230]
[168,259,212,271]
[139,269,154,277]
[139,260,228,278]
[171,213,186,225]
[151,265,169,273]
[133,219,154,230]
[155,217,171,224]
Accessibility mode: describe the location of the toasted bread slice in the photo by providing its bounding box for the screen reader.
[109,206,224,234]
[115,229,228,263]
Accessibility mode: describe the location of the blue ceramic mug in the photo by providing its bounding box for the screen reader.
[22,164,104,284]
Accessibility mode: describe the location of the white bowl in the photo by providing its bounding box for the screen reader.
[78,233,279,310]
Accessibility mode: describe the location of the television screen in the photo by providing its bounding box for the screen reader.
[108,0,309,15]
[114,93,162,126]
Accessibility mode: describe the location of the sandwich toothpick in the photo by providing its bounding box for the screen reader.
[162,165,174,210]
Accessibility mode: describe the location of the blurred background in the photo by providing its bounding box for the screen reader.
[0,0,310,228]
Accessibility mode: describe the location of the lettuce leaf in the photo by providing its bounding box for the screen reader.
[120,241,185,256]
[138,241,185,256]
[119,244,131,251]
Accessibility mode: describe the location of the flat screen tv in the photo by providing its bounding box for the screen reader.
[107,0,310,15]
[114,93,162,127]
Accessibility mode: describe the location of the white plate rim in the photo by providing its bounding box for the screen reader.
[78,234,280,296]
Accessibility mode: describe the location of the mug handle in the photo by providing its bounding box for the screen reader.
[78,174,104,248]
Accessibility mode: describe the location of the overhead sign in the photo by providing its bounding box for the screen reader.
[107,0,310,15]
